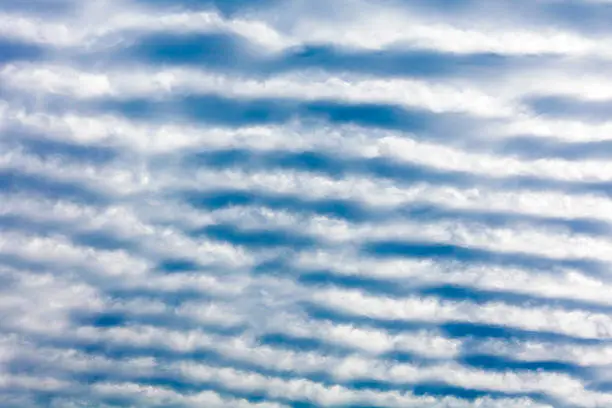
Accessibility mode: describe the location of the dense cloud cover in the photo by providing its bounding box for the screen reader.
[1,0,612,407]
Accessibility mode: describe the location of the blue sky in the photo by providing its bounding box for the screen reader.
[1,0,612,407]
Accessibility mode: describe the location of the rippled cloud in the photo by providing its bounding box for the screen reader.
[1,0,612,407]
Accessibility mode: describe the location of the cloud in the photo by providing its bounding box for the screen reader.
[1,0,612,407]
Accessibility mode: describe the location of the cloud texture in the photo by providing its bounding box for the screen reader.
[1,0,612,407]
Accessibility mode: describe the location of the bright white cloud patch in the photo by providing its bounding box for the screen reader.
[1,0,611,407]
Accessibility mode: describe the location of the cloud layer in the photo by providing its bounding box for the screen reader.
[1,0,612,407]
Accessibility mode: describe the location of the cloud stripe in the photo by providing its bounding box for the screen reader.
[3,0,612,60]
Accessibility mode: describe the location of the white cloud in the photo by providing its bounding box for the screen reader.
[1,0,611,406]
[312,287,612,340]
[295,251,612,308]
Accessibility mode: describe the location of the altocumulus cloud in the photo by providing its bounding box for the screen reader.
[1,0,612,407]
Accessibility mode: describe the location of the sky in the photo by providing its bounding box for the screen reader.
[1,0,612,407]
